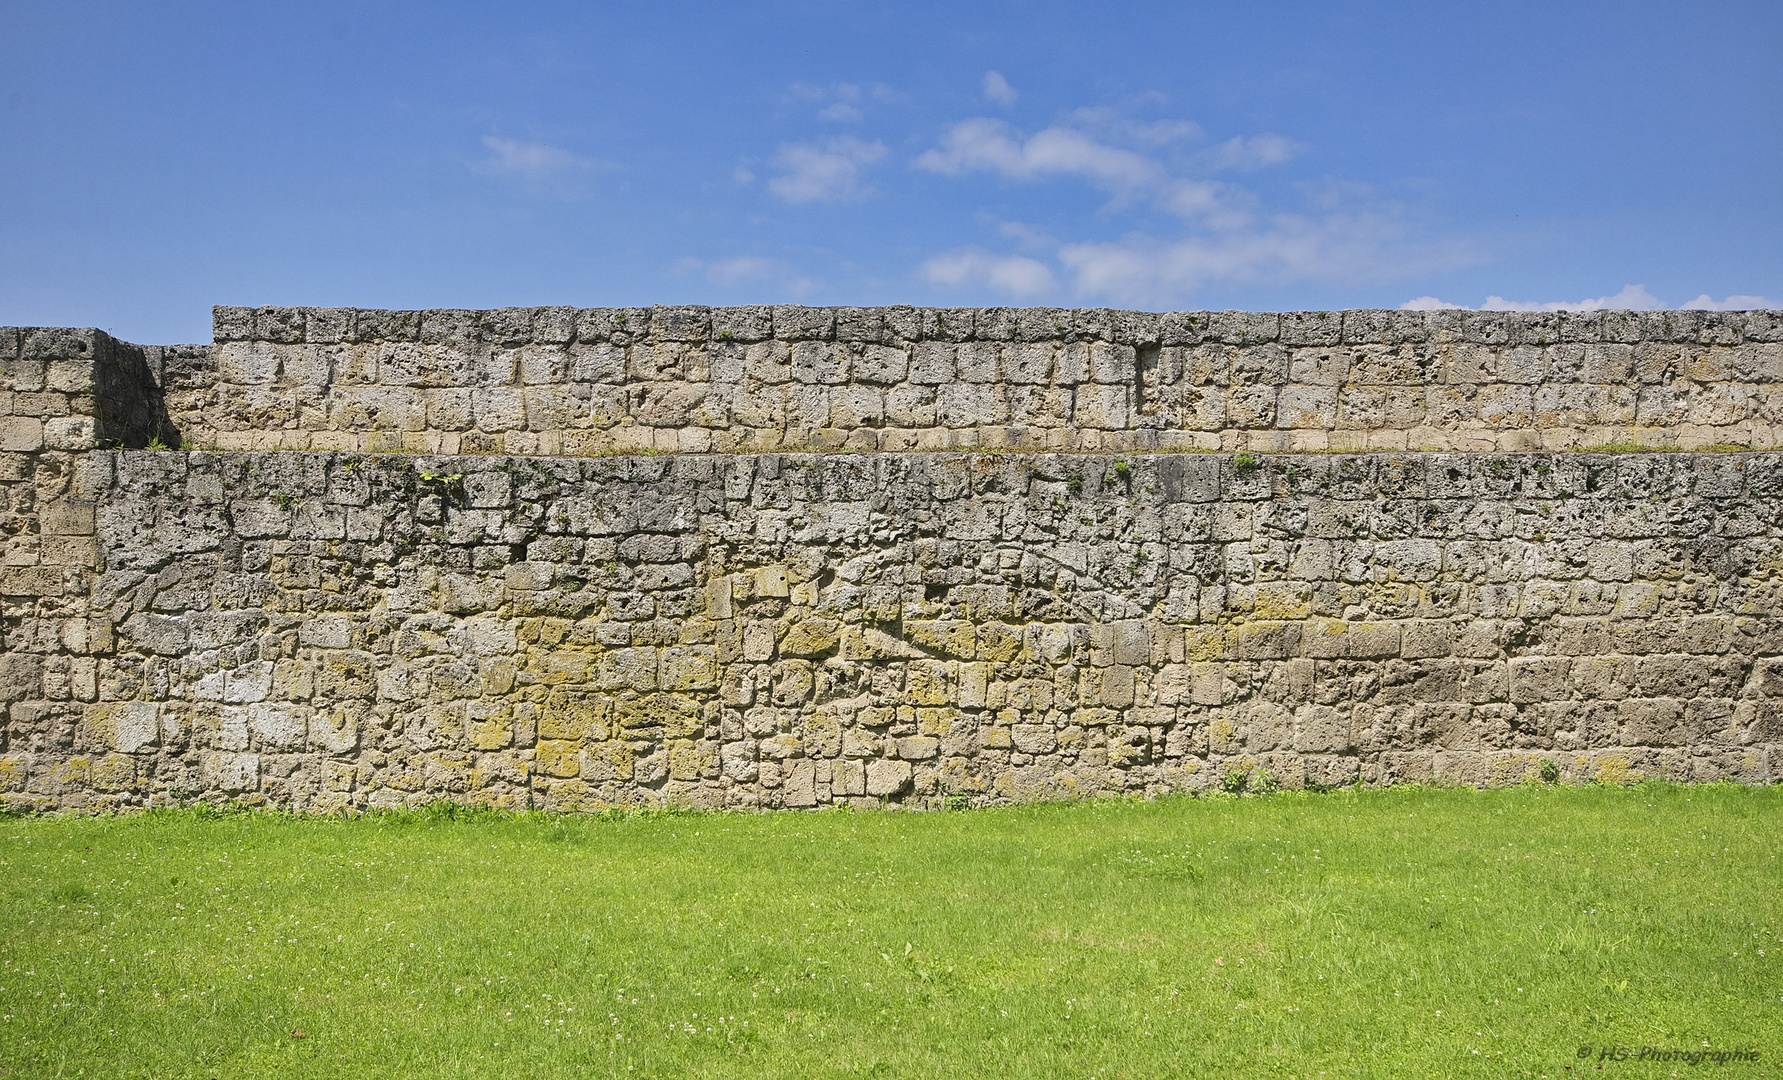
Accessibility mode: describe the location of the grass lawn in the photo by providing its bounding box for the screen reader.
[1,783,1778,1079]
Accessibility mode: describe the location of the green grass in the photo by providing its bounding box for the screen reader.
[2,783,1778,1078]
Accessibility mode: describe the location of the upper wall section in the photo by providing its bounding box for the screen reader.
[12,306,1783,456]
[191,305,1783,455]
[0,327,181,452]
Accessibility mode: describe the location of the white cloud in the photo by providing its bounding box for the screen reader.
[476,136,591,180]
[1682,293,1778,311]
[1057,210,1472,308]
[788,82,897,122]
[674,256,821,297]
[1400,296,1468,311]
[1200,133,1301,172]
[915,118,1164,191]
[915,117,1277,231]
[767,137,887,203]
[914,107,1474,305]
[921,249,1057,298]
[1062,107,1202,145]
[982,71,1018,106]
[1400,286,1778,312]
[1481,284,1662,312]
[471,136,599,199]
[995,220,1055,251]
[701,256,781,287]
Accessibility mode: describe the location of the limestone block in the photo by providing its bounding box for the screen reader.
[0,416,43,451]
[886,385,936,427]
[660,646,720,690]
[310,705,361,754]
[909,343,955,384]
[43,417,93,450]
[791,341,850,385]
[86,702,160,753]
[472,387,527,432]
[202,751,260,792]
[829,385,885,428]
[832,758,866,795]
[865,758,912,796]
[1073,384,1129,429]
[247,702,308,750]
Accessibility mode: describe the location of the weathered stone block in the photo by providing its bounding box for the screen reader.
[865,758,913,796]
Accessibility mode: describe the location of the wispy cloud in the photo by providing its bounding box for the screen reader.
[1479,284,1663,312]
[788,82,899,123]
[995,220,1054,251]
[1398,285,1783,312]
[1058,210,1474,308]
[1061,106,1203,146]
[470,134,602,198]
[673,255,821,297]
[1399,296,1469,311]
[767,136,887,203]
[477,136,589,179]
[982,71,1018,106]
[921,249,1057,298]
[915,118,1165,191]
[1199,133,1301,172]
[914,107,1473,304]
[915,117,1309,233]
[1683,293,1778,311]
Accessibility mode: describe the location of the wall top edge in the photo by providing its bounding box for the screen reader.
[0,326,207,358]
[5,306,1782,352]
[93,447,1783,465]
[203,304,1783,349]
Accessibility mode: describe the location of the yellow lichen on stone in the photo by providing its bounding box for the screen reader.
[755,565,790,597]
[536,649,604,686]
[422,752,473,792]
[84,701,159,753]
[803,713,842,757]
[939,756,984,794]
[1487,753,1542,786]
[1252,586,1313,621]
[905,620,975,658]
[91,753,138,792]
[906,661,952,705]
[916,707,957,737]
[977,622,1024,662]
[778,619,840,659]
[612,692,702,739]
[50,757,92,788]
[667,739,714,781]
[583,740,635,782]
[535,739,582,778]
[1183,625,1230,661]
[539,691,610,742]
[1592,753,1643,784]
[467,707,514,750]
[660,646,719,690]
[0,755,27,792]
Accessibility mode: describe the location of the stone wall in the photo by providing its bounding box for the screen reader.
[2,447,1778,812]
[2,306,1781,811]
[1,327,179,454]
[180,305,1783,456]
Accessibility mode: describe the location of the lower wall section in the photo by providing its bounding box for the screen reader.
[3,449,1780,812]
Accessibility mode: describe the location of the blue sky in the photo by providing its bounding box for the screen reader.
[2,0,1779,343]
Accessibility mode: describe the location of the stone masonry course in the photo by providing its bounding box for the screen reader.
[1,306,1779,811]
